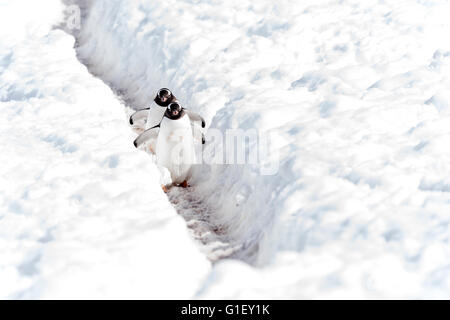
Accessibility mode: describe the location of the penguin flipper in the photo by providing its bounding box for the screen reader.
[133,125,160,148]
[129,108,150,125]
[186,110,206,128]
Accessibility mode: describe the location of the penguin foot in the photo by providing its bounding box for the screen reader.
[180,180,189,188]
[162,185,169,193]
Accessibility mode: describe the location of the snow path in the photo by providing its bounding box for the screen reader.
[167,187,244,262]
[76,70,243,263]
[0,0,211,299]
[121,103,245,262]
[62,1,242,263]
[51,0,450,298]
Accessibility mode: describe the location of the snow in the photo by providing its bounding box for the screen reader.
[1,0,450,299]
[0,0,209,299]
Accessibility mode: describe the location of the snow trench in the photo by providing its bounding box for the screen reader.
[57,0,450,298]
[61,0,268,264]
[2,0,449,299]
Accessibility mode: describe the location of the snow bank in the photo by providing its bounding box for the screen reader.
[73,0,450,298]
[0,0,209,299]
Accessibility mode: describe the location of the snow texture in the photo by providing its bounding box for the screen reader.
[0,0,209,299]
[1,0,449,299]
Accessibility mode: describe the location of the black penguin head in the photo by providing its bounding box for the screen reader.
[168,102,182,116]
[156,88,172,104]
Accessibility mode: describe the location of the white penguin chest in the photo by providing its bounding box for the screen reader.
[158,116,192,145]
[156,115,196,184]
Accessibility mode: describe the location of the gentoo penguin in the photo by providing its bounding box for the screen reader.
[134,101,196,188]
[129,88,206,146]
[129,88,176,126]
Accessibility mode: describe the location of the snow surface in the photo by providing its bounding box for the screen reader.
[1,0,450,299]
[0,0,209,299]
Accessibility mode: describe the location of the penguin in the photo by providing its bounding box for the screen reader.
[134,101,196,188]
[129,88,206,147]
[129,88,176,126]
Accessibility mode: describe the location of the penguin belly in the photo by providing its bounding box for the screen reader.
[156,116,196,185]
[145,105,167,129]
